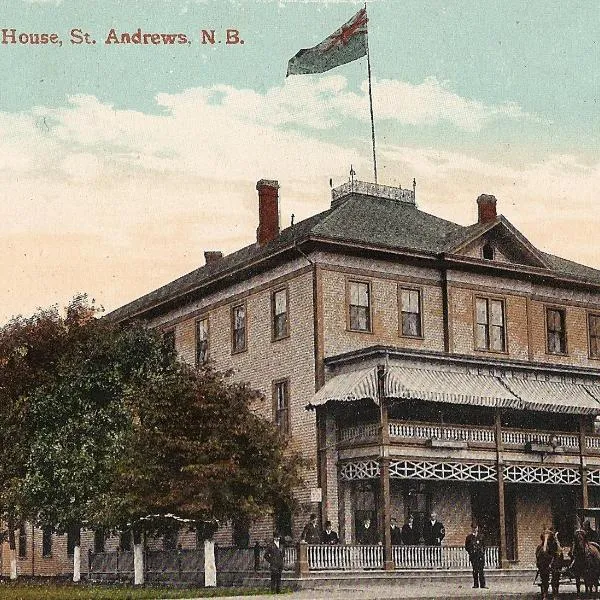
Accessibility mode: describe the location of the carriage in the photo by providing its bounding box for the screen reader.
[534,508,600,599]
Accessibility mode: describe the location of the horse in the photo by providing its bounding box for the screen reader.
[571,527,600,596]
[536,529,564,600]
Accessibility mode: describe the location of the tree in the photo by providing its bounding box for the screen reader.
[0,303,73,579]
[20,296,177,582]
[110,364,307,552]
[2,295,307,584]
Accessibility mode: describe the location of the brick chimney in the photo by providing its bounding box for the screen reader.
[476,194,497,224]
[256,179,280,246]
[204,251,223,265]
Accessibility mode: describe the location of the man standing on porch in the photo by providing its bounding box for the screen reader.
[264,532,284,594]
[401,514,419,545]
[300,514,321,544]
[390,518,402,546]
[423,511,445,546]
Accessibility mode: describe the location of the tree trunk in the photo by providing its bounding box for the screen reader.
[133,527,144,586]
[8,520,17,580]
[72,526,81,582]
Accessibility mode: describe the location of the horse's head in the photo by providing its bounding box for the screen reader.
[573,528,587,552]
[540,529,559,554]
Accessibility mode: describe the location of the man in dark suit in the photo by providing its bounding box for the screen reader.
[356,517,379,545]
[264,532,285,593]
[465,524,487,589]
[401,514,419,545]
[321,520,339,544]
[423,511,445,546]
[390,518,402,546]
[300,513,321,544]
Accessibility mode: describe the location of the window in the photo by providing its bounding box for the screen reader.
[482,243,494,260]
[162,329,175,353]
[589,314,600,358]
[94,529,105,554]
[67,526,79,555]
[120,530,132,551]
[547,308,566,354]
[273,379,290,435]
[475,298,505,352]
[195,318,209,365]
[231,304,247,353]
[400,288,422,337]
[18,524,27,558]
[42,527,52,557]
[349,281,371,332]
[272,288,289,341]
[163,530,178,550]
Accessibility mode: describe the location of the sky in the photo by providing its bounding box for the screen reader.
[1,0,599,323]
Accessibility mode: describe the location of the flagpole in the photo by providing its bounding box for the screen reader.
[365,3,378,184]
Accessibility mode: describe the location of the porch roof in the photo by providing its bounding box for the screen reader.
[309,366,600,415]
[501,378,600,415]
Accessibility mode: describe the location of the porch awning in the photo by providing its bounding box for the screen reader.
[384,367,518,408]
[309,367,379,407]
[309,365,600,415]
[501,378,600,415]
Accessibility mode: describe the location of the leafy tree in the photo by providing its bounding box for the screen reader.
[0,303,74,578]
[110,364,307,542]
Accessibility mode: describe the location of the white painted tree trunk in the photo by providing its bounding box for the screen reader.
[73,544,81,582]
[9,548,17,580]
[133,542,144,585]
[204,539,216,587]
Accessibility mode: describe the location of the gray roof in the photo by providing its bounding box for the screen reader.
[108,191,600,322]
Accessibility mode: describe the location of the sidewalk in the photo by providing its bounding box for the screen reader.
[182,577,578,600]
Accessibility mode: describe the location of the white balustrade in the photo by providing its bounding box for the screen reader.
[307,544,383,570]
[586,436,600,451]
[393,545,498,570]
[307,544,498,571]
[501,430,579,449]
[339,420,582,453]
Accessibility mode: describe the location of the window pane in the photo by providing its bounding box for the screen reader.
[197,319,208,340]
[275,313,287,339]
[490,300,504,326]
[408,290,420,313]
[592,337,600,358]
[357,283,369,307]
[274,290,287,316]
[491,325,505,351]
[401,289,410,312]
[590,315,600,337]
[350,306,370,331]
[403,313,420,337]
[476,299,488,325]
[475,323,488,349]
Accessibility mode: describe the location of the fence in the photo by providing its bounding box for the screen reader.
[89,544,297,584]
[307,544,499,571]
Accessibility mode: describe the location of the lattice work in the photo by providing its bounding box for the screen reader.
[389,461,497,482]
[587,469,600,486]
[503,465,580,485]
[340,460,380,480]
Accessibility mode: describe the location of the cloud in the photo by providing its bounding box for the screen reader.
[0,79,595,324]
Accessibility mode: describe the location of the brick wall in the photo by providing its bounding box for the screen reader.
[168,268,317,544]
[514,485,552,567]
[321,268,445,358]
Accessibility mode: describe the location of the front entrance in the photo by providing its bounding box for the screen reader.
[353,480,378,543]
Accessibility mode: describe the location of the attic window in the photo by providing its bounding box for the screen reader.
[482,243,494,260]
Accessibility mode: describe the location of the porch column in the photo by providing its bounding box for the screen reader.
[579,415,589,512]
[495,409,508,568]
[377,365,393,570]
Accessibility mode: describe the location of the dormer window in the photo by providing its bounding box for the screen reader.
[482,243,494,260]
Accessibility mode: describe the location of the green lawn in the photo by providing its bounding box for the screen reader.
[0,583,282,600]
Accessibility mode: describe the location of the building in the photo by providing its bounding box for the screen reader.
[6,177,600,575]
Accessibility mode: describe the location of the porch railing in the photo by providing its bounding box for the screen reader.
[393,545,499,570]
[339,420,591,452]
[307,544,499,570]
[307,544,383,570]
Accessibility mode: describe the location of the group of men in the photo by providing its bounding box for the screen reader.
[265,511,487,593]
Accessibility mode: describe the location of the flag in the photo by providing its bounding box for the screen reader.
[287,7,368,77]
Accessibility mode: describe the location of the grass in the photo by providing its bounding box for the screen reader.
[0,582,284,600]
